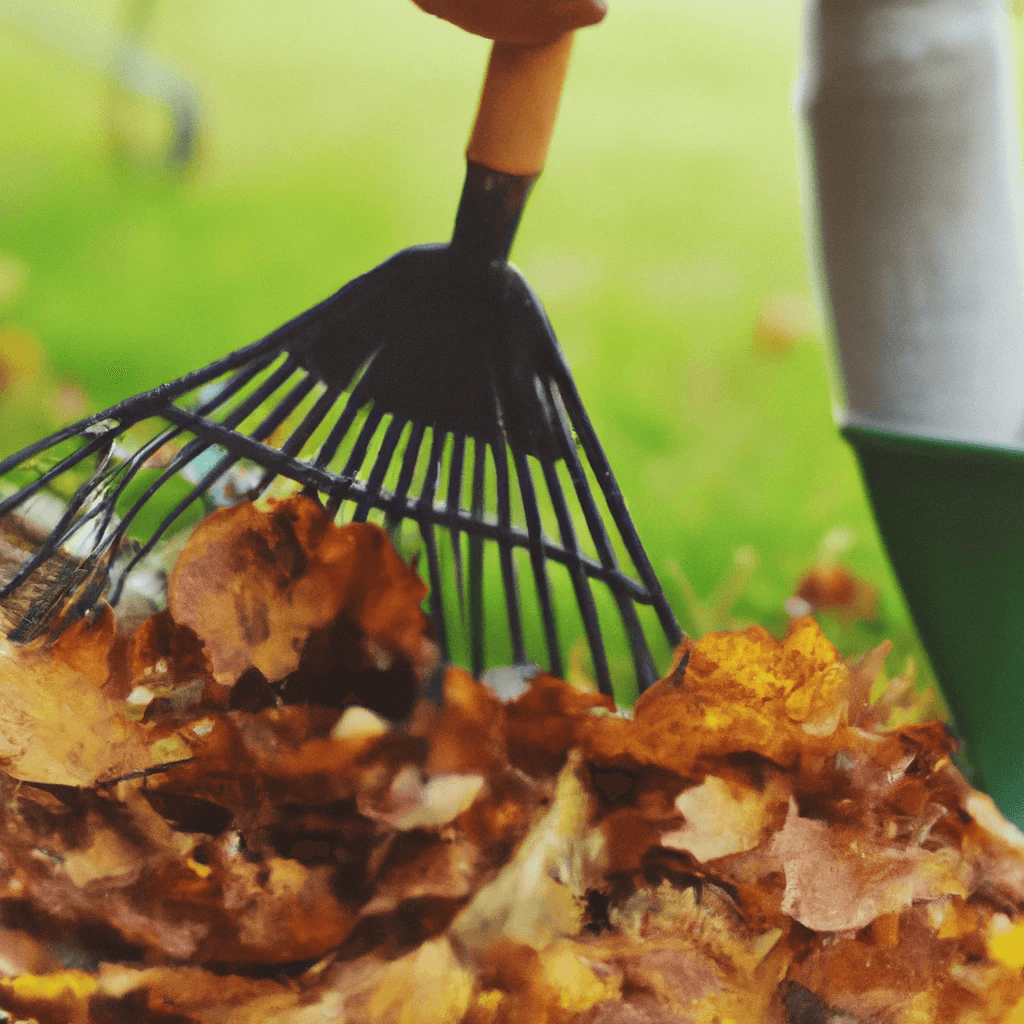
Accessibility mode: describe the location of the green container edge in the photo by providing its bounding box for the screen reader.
[842,423,1024,829]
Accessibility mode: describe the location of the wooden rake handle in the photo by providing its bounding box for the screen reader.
[466,34,574,177]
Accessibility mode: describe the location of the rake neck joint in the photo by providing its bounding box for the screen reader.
[450,161,537,267]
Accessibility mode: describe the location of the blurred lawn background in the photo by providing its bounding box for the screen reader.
[0,0,949,696]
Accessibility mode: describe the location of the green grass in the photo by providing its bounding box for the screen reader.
[0,0,940,695]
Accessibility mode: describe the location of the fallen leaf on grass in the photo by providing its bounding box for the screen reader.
[752,294,816,355]
[787,563,878,622]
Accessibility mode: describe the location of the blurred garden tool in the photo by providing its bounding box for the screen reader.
[0,33,682,697]
[2,0,199,168]
[800,0,1024,824]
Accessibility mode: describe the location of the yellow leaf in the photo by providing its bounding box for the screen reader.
[988,916,1024,969]
[9,969,98,999]
[0,637,182,786]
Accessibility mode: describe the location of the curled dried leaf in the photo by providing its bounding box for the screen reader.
[168,496,436,690]
[663,773,789,864]
[584,619,851,777]
[770,798,969,932]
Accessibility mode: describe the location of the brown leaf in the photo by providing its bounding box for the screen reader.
[50,606,118,685]
[769,798,969,932]
[584,619,851,777]
[0,327,41,391]
[361,831,480,916]
[412,667,509,777]
[0,962,329,1024]
[127,610,211,690]
[452,751,598,953]
[788,564,878,622]
[0,637,188,786]
[358,768,485,831]
[503,672,616,779]
[328,936,474,1024]
[169,496,435,689]
[845,639,892,727]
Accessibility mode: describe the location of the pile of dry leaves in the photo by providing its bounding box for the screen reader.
[0,495,1022,1023]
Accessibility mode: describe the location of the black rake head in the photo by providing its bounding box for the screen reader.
[0,164,682,698]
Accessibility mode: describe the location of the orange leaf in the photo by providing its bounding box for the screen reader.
[168,496,435,688]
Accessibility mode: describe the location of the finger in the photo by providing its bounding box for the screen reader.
[551,0,608,32]
[509,0,608,44]
[412,0,607,45]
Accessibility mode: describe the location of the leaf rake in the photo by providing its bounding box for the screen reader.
[0,35,683,697]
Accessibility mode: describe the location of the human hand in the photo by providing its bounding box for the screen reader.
[412,0,607,45]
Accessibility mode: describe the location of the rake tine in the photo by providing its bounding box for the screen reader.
[547,385,658,690]
[114,423,394,610]
[324,409,383,520]
[160,408,341,495]
[148,350,303,498]
[86,350,292,512]
[144,332,286,405]
[107,436,227,550]
[551,367,682,651]
[1,514,102,611]
[0,339,281,484]
[0,439,122,600]
[151,354,304,491]
[384,421,425,535]
[3,468,126,640]
[0,416,117,479]
[446,434,467,608]
[7,556,97,643]
[417,429,449,660]
[246,371,319,443]
[65,550,122,621]
[91,370,270,552]
[273,384,340,460]
[216,367,320,498]
[217,354,304,430]
[0,425,119,519]
[510,447,561,677]
[422,527,447,661]
[314,371,374,471]
[492,441,526,664]
[332,404,384,505]
[103,362,310,554]
[353,416,406,523]
[251,382,342,500]
[161,404,643,602]
[108,448,249,603]
[468,439,487,676]
[81,415,210,560]
[190,347,285,418]
[539,458,612,695]
[103,367,321,593]
[98,340,287,442]
[165,372,316,494]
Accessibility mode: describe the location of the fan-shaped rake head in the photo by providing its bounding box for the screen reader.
[0,165,682,697]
